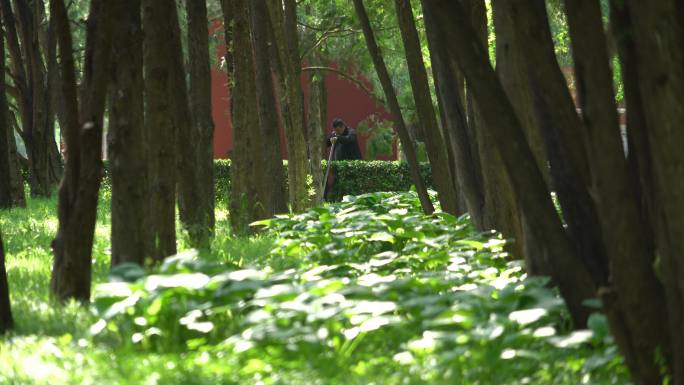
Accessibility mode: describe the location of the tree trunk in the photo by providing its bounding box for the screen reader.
[424,0,596,327]
[267,0,309,212]
[108,0,149,267]
[12,0,57,197]
[394,0,460,215]
[225,0,265,234]
[0,231,11,333]
[563,0,672,382]
[624,0,684,382]
[306,57,326,206]
[0,19,25,209]
[249,0,288,218]
[143,0,181,260]
[423,2,484,227]
[352,0,434,214]
[507,0,610,286]
[463,0,525,261]
[178,0,215,246]
[51,0,112,302]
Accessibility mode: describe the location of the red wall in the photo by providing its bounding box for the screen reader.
[209,30,395,160]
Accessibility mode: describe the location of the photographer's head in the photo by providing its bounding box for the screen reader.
[332,118,346,135]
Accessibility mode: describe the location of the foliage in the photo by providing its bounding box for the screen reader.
[88,191,627,384]
[326,160,432,202]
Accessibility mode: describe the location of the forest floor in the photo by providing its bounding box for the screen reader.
[0,190,629,384]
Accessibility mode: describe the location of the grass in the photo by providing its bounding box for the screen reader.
[0,190,629,385]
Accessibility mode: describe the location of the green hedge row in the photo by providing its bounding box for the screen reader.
[104,160,432,203]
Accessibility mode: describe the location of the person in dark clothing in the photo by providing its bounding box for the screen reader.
[326,118,363,160]
[324,118,362,200]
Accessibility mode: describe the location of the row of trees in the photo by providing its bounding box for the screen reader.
[1,0,682,383]
[377,1,681,384]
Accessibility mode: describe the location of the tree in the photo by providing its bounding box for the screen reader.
[108,0,149,267]
[0,0,60,197]
[0,18,25,209]
[178,0,216,246]
[143,0,184,260]
[249,0,288,218]
[352,0,433,214]
[0,231,11,333]
[267,0,310,212]
[421,0,596,327]
[51,0,113,301]
[394,0,460,216]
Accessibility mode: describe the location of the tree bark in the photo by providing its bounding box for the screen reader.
[108,0,149,267]
[423,1,484,227]
[11,0,58,197]
[249,0,288,218]
[225,0,265,234]
[423,0,596,327]
[624,0,684,382]
[143,0,182,260]
[352,0,434,214]
[178,0,216,246]
[0,19,25,209]
[563,0,672,382]
[267,0,309,212]
[463,0,525,260]
[394,0,460,215]
[51,0,112,302]
[506,0,610,286]
[306,55,327,206]
[0,231,11,333]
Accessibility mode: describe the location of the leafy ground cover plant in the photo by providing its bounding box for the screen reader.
[90,191,628,385]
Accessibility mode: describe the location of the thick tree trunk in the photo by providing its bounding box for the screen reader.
[507,0,610,286]
[267,0,309,212]
[395,0,460,215]
[143,0,181,260]
[0,231,11,333]
[225,0,264,234]
[563,1,671,383]
[352,0,434,214]
[423,2,483,227]
[249,0,288,218]
[624,0,684,382]
[108,0,149,267]
[51,0,112,302]
[424,0,596,327]
[307,56,326,206]
[178,0,215,246]
[464,0,525,260]
[0,20,25,208]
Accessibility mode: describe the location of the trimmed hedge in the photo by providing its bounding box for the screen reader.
[104,159,433,203]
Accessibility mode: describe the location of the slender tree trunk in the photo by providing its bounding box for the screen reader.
[395,0,460,215]
[51,0,112,301]
[108,0,149,267]
[423,2,484,227]
[0,231,11,333]
[178,0,215,246]
[249,0,288,218]
[306,56,326,206]
[563,1,671,382]
[424,0,596,327]
[352,0,433,214]
[624,0,684,382]
[143,0,181,260]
